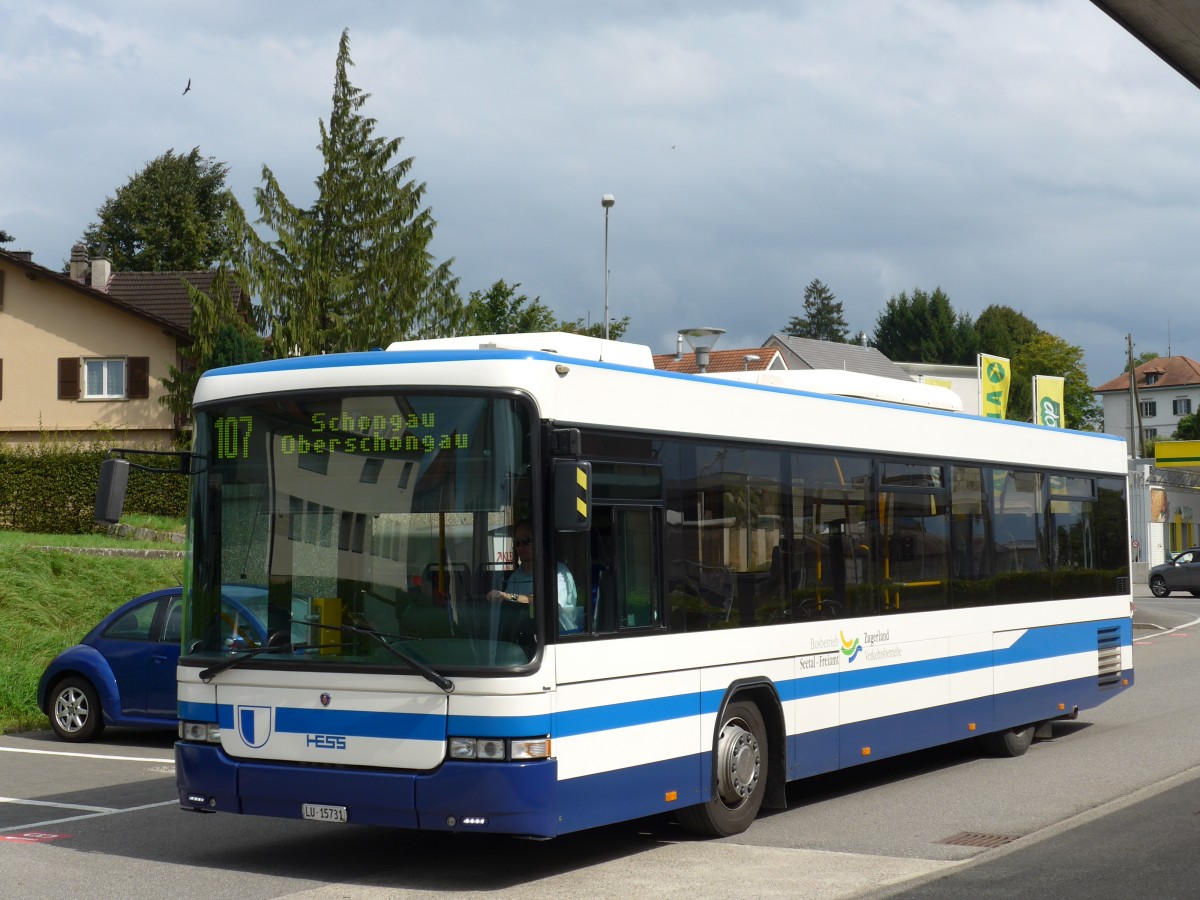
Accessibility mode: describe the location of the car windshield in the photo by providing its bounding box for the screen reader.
[184,392,537,671]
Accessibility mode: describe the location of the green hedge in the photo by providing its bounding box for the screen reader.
[0,444,188,534]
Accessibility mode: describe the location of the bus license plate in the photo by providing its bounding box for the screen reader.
[302,803,347,823]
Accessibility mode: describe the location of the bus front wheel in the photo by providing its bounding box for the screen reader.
[677,699,767,837]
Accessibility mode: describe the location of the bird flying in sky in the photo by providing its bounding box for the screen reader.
[182,78,191,95]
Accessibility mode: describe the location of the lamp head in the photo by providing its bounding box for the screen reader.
[679,327,725,353]
[678,327,725,374]
[601,194,615,208]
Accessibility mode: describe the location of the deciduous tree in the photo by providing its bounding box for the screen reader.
[462,280,557,334]
[160,265,264,435]
[1011,332,1099,430]
[559,315,630,339]
[80,148,236,271]
[1173,413,1200,440]
[974,305,1040,361]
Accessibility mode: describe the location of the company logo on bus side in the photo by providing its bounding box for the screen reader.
[840,632,863,663]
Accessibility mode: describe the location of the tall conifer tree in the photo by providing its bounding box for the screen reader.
[785,279,849,342]
[240,28,462,356]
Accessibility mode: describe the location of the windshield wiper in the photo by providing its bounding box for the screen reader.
[197,640,340,681]
[316,621,455,694]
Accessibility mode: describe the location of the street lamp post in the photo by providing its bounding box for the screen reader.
[602,194,615,340]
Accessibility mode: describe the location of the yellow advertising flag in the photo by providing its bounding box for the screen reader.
[978,353,1011,419]
[1032,375,1065,427]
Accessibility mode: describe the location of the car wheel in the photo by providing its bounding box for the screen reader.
[1149,575,1170,598]
[49,676,105,742]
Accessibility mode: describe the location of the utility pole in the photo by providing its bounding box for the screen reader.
[1128,334,1144,458]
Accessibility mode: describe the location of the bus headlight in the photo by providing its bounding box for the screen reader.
[179,721,222,743]
[447,736,551,761]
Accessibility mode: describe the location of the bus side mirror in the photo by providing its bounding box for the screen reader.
[554,460,592,533]
[95,458,130,525]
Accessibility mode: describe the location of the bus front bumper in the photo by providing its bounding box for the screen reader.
[175,741,560,837]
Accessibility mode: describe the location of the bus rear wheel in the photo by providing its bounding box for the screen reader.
[677,699,767,837]
[978,722,1035,757]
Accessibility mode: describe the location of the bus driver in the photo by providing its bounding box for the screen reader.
[489,523,580,633]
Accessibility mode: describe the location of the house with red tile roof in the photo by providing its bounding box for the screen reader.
[652,347,784,374]
[1093,356,1200,450]
[0,245,232,446]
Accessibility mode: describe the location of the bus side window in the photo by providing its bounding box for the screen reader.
[589,506,659,633]
[591,510,618,632]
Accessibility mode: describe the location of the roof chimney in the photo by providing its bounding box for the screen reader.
[69,243,89,282]
[90,256,111,290]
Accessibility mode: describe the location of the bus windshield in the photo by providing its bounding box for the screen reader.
[186,392,536,670]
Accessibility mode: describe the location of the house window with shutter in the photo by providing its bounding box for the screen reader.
[84,359,126,398]
[59,356,150,400]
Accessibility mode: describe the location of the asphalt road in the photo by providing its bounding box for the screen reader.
[1,582,1196,899]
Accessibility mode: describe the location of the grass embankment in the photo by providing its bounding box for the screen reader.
[0,525,184,734]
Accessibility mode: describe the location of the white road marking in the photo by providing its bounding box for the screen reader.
[0,745,173,764]
[0,744,178,834]
[0,797,115,812]
[0,800,179,834]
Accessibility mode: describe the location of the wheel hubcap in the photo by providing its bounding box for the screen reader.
[716,718,760,807]
[55,688,88,733]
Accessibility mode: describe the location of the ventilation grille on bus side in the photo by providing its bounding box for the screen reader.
[1097,625,1122,687]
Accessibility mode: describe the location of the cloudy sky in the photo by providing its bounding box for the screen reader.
[3,1,1198,385]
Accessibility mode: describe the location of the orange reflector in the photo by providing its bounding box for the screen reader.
[665,791,677,802]
[1058,703,1065,711]
[967,723,976,732]
[861,747,871,757]
[1123,679,1129,686]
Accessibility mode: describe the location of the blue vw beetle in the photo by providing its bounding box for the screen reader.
[37,586,276,742]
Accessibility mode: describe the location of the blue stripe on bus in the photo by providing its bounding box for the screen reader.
[555,694,701,738]
[194,706,550,740]
[181,617,1127,741]
[447,714,553,736]
[272,707,446,740]
[555,617,1127,737]
[205,348,568,377]
[178,700,219,722]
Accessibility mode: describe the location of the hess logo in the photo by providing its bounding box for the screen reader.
[306,734,347,750]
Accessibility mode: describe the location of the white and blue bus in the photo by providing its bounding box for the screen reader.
[99,332,1132,837]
